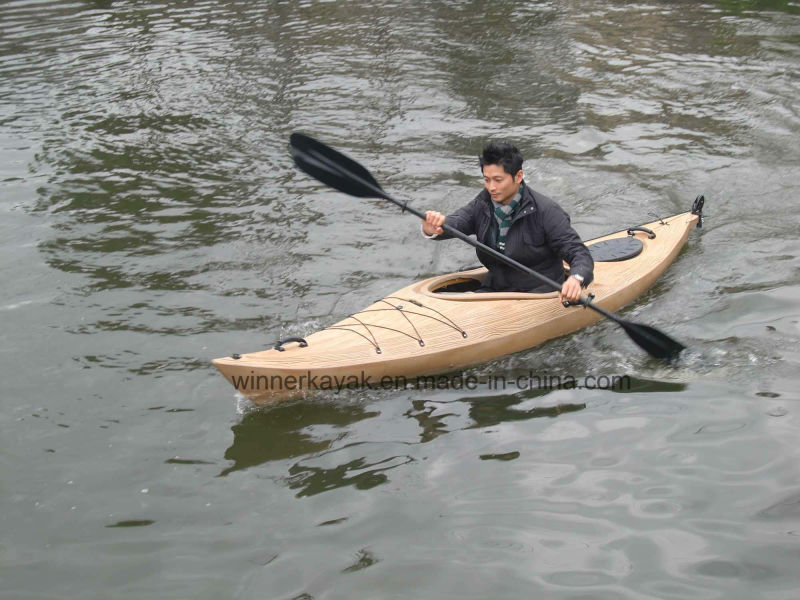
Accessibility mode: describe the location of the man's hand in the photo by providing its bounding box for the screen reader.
[422,211,446,236]
[559,275,583,304]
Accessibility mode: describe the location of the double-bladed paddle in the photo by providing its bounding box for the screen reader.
[289,132,685,360]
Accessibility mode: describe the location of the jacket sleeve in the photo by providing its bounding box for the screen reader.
[432,195,480,240]
[542,203,594,286]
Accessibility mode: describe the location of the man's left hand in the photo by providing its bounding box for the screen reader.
[559,276,583,304]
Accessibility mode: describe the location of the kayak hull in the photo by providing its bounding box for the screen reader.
[213,211,699,401]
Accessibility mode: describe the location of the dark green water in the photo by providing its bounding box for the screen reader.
[2,1,800,598]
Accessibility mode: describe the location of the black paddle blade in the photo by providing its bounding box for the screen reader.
[289,132,387,200]
[619,320,685,360]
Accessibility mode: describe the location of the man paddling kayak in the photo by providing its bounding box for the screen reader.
[422,141,594,303]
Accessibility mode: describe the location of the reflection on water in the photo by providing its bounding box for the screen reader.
[463,398,586,429]
[225,391,587,496]
[221,399,379,476]
[223,374,687,477]
[222,374,692,497]
[287,447,414,497]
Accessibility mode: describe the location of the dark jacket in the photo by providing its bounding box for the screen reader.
[436,183,594,292]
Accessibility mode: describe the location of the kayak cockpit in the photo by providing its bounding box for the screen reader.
[418,233,652,301]
[417,268,560,301]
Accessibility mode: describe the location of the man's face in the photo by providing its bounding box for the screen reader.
[482,164,523,205]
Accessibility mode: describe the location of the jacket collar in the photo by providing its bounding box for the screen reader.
[518,182,536,211]
[511,182,537,222]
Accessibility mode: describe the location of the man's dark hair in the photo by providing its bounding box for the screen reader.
[479,141,523,177]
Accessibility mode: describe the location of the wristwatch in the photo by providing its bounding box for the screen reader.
[571,273,585,285]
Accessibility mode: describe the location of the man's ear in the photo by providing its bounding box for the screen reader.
[515,170,524,185]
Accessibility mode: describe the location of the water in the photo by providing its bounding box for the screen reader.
[2,1,800,598]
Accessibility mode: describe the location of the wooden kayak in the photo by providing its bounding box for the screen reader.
[214,208,700,402]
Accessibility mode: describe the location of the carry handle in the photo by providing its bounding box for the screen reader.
[627,226,656,239]
[273,337,308,352]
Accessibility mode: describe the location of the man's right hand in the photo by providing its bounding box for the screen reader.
[423,211,446,236]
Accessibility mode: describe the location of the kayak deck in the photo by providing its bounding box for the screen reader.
[213,210,699,401]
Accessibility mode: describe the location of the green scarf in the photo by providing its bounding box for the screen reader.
[492,192,520,251]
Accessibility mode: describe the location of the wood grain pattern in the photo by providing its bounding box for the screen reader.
[214,211,698,401]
